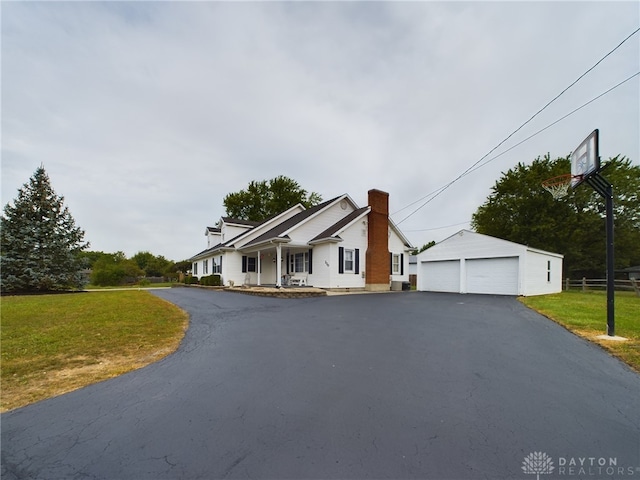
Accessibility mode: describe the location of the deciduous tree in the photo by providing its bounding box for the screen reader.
[223,175,322,222]
[471,155,640,277]
[90,252,143,286]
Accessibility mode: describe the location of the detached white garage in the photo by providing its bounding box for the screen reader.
[416,230,563,296]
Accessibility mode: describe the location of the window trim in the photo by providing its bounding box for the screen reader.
[392,253,401,274]
[247,257,257,273]
[289,252,309,274]
[344,248,355,273]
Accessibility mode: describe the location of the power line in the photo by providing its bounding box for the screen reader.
[404,220,470,232]
[463,71,640,177]
[394,27,640,225]
[395,71,639,225]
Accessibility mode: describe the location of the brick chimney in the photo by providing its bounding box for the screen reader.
[365,189,390,291]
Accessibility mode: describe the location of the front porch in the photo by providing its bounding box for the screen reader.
[240,244,312,288]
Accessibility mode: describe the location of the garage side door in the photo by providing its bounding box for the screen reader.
[419,260,460,292]
[466,257,518,295]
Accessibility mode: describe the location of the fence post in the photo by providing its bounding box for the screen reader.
[565,278,569,291]
[582,277,587,292]
[631,278,640,297]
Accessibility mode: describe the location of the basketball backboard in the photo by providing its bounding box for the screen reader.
[570,129,599,188]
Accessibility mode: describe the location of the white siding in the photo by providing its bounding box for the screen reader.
[418,260,460,292]
[288,200,358,246]
[416,230,564,296]
[389,228,410,283]
[419,230,525,261]
[221,224,252,244]
[523,251,563,296]
[330,221,367,289]
[222,251,247,287]
[308,243,332,288]
[207,231,222,249]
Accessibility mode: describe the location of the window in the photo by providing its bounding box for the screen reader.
[547,260,551,282]
[344,249,354,272]
[242,255,258,273]
[247,257,257,272]
[213,257,222,274]
[193,262,198,275]
[392,254,401,274]
[203,259,209,275]
[338,247,358,274]
[289,252,309,273]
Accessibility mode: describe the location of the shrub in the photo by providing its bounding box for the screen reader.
[199,275,222,286]
[184,275,199,285]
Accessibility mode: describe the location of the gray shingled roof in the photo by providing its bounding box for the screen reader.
[309,206,370,243]
[220,217,261,227]
[241,197,340,248]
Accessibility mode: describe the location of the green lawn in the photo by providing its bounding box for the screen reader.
[520,291,640,372]
[1,291,188,411]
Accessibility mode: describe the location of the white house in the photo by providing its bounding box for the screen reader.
[190,190,413,291]
[416,230,563,296]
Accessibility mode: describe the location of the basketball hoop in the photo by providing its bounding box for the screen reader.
[541,174,578,199]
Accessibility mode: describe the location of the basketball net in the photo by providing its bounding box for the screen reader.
[541,174,578,200]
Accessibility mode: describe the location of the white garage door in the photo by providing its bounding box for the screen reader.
[419,260,460,292]
[466,257,519,295]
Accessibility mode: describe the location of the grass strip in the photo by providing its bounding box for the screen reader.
[1,291,188,412]
[520,291,639,372]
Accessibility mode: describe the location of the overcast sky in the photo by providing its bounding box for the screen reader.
[2,1,638,262]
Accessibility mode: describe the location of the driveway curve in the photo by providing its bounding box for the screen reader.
[2,289,639,479]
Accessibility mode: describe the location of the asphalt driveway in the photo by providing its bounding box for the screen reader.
[2,289,639,479]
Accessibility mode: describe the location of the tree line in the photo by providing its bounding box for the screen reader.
[80,251,192,287]
[471,154,639,278]
[2,161,638,293]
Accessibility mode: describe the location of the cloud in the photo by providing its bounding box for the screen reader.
[2,1,638,260]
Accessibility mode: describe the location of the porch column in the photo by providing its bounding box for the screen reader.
[276,243,282,287]
[257,250,261,286]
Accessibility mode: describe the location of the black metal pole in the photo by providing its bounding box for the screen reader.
[605,182,615,336]
[586,172,615,336]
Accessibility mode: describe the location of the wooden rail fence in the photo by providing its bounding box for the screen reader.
[565,278,640,296]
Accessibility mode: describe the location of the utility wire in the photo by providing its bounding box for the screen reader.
[395,71,639,225]
[461,71,640,178]
[394,27,640,225]
[404,220,470,232]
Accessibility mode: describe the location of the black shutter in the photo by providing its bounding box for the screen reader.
[400,253,404,275]
[338,247,344,274]
[390,252,393,273]
[308,249,313,274]
[242,255,247,273]
[355,248,360,274]
[286,252,290,274]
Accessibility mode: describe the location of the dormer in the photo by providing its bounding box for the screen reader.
[218,217,260,243]
[205,226,222,249]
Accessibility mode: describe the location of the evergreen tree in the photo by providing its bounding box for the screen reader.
[1,166,89,292]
